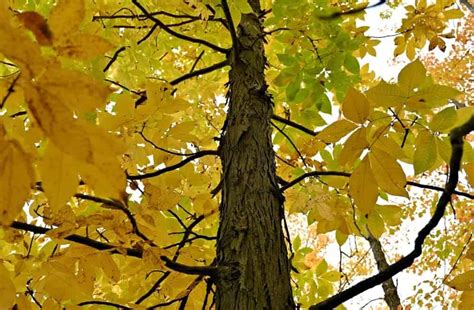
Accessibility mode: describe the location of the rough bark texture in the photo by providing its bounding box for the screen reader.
[215,1,295,309]
[368,235,401,310]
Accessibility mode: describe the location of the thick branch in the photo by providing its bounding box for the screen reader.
[160,255,217,276]
[10,221,143,258]
[367,234,401,310]
[131,0,229,54]
[127,150,218,180]
[310,116,474,309]
[281,170,474,199]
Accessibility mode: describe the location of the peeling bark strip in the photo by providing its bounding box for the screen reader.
[216,1,295,309]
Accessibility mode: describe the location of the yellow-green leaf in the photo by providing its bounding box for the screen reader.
[413,131,437,175]
[397,59,426,93]
[369,147,408,197]
[317,119,357,143]
[410,85,462,108]
[430,107,458,132]
[366,81,405,108]
[446,270,474,291]
[349,156,378,215]
[367,212,384,238]
[342,87,370,123]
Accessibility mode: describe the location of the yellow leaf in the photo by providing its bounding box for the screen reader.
[446,270,474,291]
[0,263,16,309]
[96,253,121,282]
[464,163,474,190]
[409,85,462,108]
[342,87,370,123]
[369,147,408,197]
[465,240,474,261]
[349,156,378,215]
[38,66,111,112]
[397,59,426,93]
[366,81,405,108]
[48,0,85,40]
[143,247,166,269]
[0,126,34,226]
[317,119,357,143]
[339,127,368,167]
[56,34,115,60]
[413,131,437,175]
[444,9,464,19]
[459,291,474,310]
[0,4,43,70]
[16,11,53,46]
[39,142,78,214]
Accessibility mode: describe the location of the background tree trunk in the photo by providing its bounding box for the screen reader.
[216,1,295,309]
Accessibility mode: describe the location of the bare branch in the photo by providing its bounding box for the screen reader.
[160,255,217,276]
[221,0,239,51]
[310,116,474,309]
[10,221,143,258]
[103,46,128,72]
[271,114,319,137]
[281,170,474,200]
[78,300,131,309]
[127,150,218,180]
[131,0,230,54]
[170,59,229,85]
[0,73,21,109]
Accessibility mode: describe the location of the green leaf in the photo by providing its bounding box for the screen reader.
[413,131,437,174]
[430,107,458,132]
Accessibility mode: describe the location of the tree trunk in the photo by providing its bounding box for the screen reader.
[215,1,295,309]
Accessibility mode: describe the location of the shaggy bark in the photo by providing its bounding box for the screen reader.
[215,1,295,309]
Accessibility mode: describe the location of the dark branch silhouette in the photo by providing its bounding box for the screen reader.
[281,170,474,200]
[310,116,474,309]
[271,114,319,136]
[127,150,218,180]
[10,221,143,258]
[131,0,230,54]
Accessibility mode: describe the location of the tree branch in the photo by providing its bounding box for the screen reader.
[78,300,131,309]
[271,114,319,137]
[10,221,143,258]
[367,234,401,310]
[0,73,21,109]
[131,0,230,54]
[74,193,153,244]
[221,0,239,52]
[103,46,128,72]
[127,150,218,180]
[281,170,474,200]
[310,116,474,309]
[160,255,217,276]
[170,59,229,85]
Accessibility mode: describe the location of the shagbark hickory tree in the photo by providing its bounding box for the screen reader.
[0,0,473,309]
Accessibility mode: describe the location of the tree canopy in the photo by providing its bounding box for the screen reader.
[0,0,473,309]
